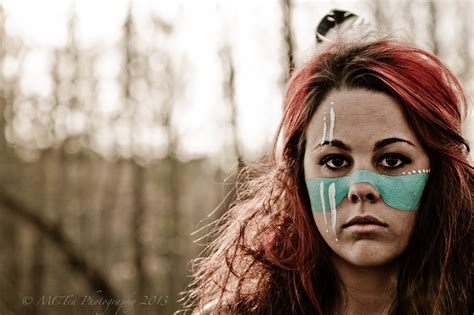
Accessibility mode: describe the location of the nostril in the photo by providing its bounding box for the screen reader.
[350,195,359,202]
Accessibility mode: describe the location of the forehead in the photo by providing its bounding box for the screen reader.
[306,88,418,146]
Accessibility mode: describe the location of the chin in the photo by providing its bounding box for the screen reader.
[344,256,395,268]
[334,243,402,268]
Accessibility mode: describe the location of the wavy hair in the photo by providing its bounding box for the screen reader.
[178,38,473,314]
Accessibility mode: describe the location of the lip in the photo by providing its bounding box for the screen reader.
[342,215,388,234]
[345,224,387,234]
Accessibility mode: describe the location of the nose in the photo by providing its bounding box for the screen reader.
[348,182,380,203]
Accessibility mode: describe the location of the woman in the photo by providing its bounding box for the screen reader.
[179,11,473,315]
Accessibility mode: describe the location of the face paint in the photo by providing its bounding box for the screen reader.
[306,170,429,212]
[320,111,327,145]
[403,169,430,175]
[319,182,329,232]
[320,104,336,144]
[328,182,338,241]
[318,103,338,243]
[328,106,335,141]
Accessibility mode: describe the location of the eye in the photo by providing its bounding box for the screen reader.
[320,154,351,170]
[378,154,411,169]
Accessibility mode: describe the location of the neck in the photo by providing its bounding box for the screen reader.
[331,254,399,315]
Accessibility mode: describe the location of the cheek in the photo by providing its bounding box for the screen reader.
[312,212,335,243]
[312,212,326,231]
[303,153,316,180]
[392,212,417,246]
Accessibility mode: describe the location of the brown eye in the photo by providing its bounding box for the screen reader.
[320,155,350,170]
[378,154,411,169]
[328,158,347,168]
[385,157,401,167]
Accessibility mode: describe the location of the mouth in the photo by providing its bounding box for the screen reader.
[342,215,388,230]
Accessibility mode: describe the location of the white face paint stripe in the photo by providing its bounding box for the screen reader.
[328,106,335,141]
[319,182,329,232]
[328,182,338,241]
[320,111,327,145]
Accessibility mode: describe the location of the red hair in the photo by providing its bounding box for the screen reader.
[179,38,473,314]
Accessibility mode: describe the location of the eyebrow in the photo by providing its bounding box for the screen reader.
[313,137,415,152]
[314,139,352,152]
[373,137,416,151]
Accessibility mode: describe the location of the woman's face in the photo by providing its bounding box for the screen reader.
[303,88,430,267]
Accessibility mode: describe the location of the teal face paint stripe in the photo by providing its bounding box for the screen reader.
[306,170,429,212]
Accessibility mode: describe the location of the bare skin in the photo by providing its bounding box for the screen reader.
[303,88,430,314]
[332,254,398,315]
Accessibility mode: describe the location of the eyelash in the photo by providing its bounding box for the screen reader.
[378,153,412,170]
[319,154,350,170]
[319,153,412,171]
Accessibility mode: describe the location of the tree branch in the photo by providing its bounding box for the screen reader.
[0,185,121,314]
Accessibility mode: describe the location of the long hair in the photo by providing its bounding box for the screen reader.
[178,38,473,314]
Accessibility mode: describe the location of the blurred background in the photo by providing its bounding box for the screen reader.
[0,0,472,314]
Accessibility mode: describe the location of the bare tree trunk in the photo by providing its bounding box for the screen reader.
[75,153,89,254]
[161,61,180,312]
[217,45,245,227]
[428,0,440,56]
[98,159,124,265]
[220,45,244,170]
[0,4,7,152]
[373,0,390,31]
[132,162,148,303]
[121,6,149,312]
[404,0,416,42]
[166,156,180,313]
[280,0,295,87]
[456,0,472,82]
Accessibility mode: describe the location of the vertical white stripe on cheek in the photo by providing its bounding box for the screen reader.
[319,182,329,233]
[328,182,338,242]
